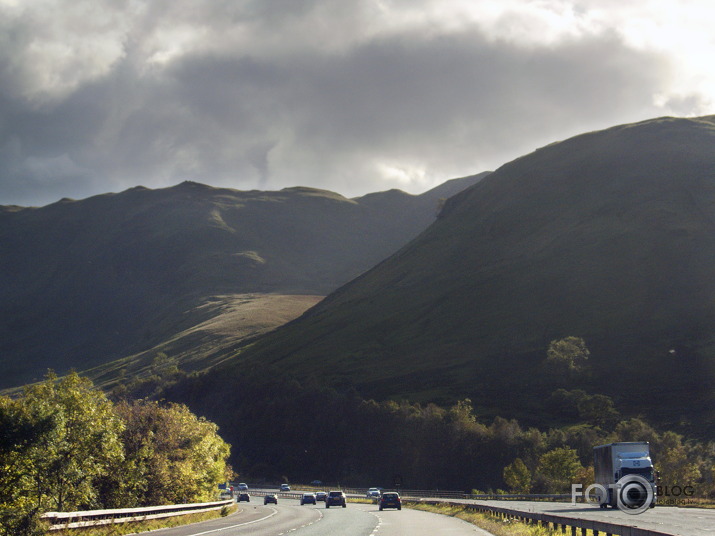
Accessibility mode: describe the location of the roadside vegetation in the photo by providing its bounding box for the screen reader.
[0,372,232,536]
[410,502,583,536]
[163,339,714,500]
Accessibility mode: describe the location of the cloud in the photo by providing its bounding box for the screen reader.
[0,0,712,206]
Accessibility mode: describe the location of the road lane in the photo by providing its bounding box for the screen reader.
[132,499,491,536]
[135,501,321,536]
[352,503,489,536]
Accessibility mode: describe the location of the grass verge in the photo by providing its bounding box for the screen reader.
[408,501,596,536]
[51,504,238,536]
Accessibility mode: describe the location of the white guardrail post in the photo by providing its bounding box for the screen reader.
[41,499,234,530]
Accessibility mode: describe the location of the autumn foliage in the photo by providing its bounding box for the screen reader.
[0,372,231,536]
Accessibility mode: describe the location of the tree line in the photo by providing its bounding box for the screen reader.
[0,372,232,536]
[163,363,714,499]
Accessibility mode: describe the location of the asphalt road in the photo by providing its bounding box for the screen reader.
[455,499,715,536]
[134,499,490,536]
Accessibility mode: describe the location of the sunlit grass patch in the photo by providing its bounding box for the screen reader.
[407,501,603,536]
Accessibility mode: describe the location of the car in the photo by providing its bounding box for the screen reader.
[264,493,278,505]
[366,487,381,499]
[300,493,316,505]
[280,483,291,492]
[379,492,401,510]
[325,490,346,508]
[237,492,250,502]
[237,483,248,490]
[315,491,327,502]
[219,489,233,500]
[311,480,323,485]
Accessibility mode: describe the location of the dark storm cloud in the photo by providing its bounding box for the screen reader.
[0,0,697,206]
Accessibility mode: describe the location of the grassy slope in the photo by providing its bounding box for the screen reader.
[68,294,323,393]
[214,116,715,433]
[0,176,484,389]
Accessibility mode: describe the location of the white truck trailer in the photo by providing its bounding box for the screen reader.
[593,442,656,510]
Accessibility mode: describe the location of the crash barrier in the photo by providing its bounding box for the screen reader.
[465,492,573,501]
[415,500,674,536]
[41,499,234,531]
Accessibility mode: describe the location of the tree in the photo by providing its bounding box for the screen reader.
[545,336,590,375]
[656,431,702,489]
[1,372,124,535]
[537,447,583,492]
[576,394,620,428]
[614,418,659,445]
[0,394,56,535]
[113,400,231,505]
[22,372,125,512]
[503,458,531,493]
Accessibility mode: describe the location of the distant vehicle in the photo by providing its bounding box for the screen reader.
[366,487,381,499]
[379,492,401,510]
[300,493,317,505]
[219,490,233,500]
[237,492,250,502]
[237,483,248,490]
[280,483,291,491]
[593,442,656,510]
[315,491,327,502]
[264,493,278,505]
[326,490,346,508]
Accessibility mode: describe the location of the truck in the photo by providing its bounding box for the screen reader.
[593,442,656,509]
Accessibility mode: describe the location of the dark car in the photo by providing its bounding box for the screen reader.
[326,490,346,508]
[300,493,316,505]
[264,493,278,505]
[238,492,250,502]
[315,491,327,502]
[379,492,401,510]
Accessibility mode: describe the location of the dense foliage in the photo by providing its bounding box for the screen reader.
[0,373,231,536]
[164,365,714,498]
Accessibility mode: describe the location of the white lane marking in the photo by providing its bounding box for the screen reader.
[368,511,382,535]
[278,505,323,535]
[185,507,278,535]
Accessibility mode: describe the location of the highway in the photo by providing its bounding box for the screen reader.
[451,498,715,535]
[133,498,488,536]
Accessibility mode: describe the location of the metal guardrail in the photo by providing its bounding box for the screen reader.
[465,492,573,501]
[41,499,234,530]
[414,500,675,536]
[39,488,681,535]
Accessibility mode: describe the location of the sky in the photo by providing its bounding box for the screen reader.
[1,0,714,206]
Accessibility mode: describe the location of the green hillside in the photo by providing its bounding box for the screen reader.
[212,116,715,435]
[0,175,484,389]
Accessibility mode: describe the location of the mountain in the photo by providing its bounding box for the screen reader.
[0,175,485,390]
[209,116,715,434]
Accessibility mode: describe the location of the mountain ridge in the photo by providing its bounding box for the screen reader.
[206,115,715,434]
[0,175,485,389]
